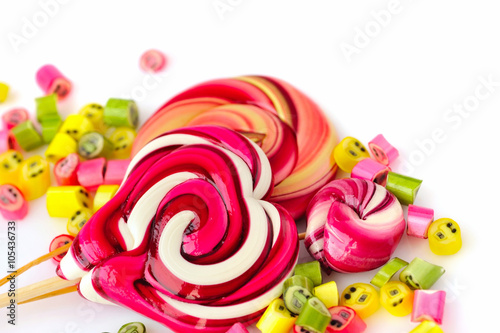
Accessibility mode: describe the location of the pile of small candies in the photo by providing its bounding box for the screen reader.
[0,58,462,333]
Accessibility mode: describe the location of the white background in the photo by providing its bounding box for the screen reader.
[1,1,499,332]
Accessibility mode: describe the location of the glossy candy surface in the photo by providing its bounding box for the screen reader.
[333,137,370,173]
[46,186,92,217]
[132,76,338,219]
[294,261,322,287]
[0,150,23,187]
[107,127,136,159]
[407,205,434,239]
[11,120,44,151]
[380,281,414,317]
[326,306,366,333]
[58,126,299,332]
[256,298,296,333]
[313,281,339,308]
[50,234,75,263]
[294,297,331,333]
[428,218,462,255]
[76,157,106,191]
[44,132,78,164]
[350,158,391,186]
[411,290,446,324]
[2,108,29,130]
[340,283,379,319]
[67,208,93,236]
[104,98,139,128]
[283,275,315,314]
[386,172,423,205]
[400,258,445,290]
[103,159,130,185]
[79,103,107,133]
[18,155,50,201]
[59,114,95,141]
[93,185,119,212]
[368,134,398,166]
[36,64,72,100]
[54,153,80,186]
[0,184,28,220]
[140,49,167,73]
[305,178,405,273]
[370,257,408,288]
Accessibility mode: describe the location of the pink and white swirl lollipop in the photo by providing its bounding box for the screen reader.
[57,125,299,332]
[305,178,405,273]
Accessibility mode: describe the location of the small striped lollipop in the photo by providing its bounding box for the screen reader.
[305,178,405,273]
[58,126,299,332]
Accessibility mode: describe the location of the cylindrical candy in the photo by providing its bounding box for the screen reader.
[104,159,130,185]
[58,126,299,332]
[50,234,75,263]
[40,114,63,143]
[0,130,13,154]
[140,49,167,73]
[386,172,423,205]
[370,257,408,288]
[54,153,80,186]
[76,157,106,191]
[350,158,391,186]
[0,184,28,220]
[35,94,59,122]
[283,275,315,315]
[399,258,445,290]
[305,178,405,273]
[294,261,322,287]
[11,120,44,151]
[313,281,339,309]
[132,76,338,219]
[380,281,414,317]
[368,134,399,166]
[256,298,297,333]
[407,205,434,239]
[294,297,331,333]
[2,108,29,130]
[36,64,72,100]
[333,137,370,173]
[44,132,78,164]
[59,114,95,141]
[0,82,9,102]
[411,290,446,325]
[326,306,366,333]
[340,283,379,319]
[67,208,93,236]
[17,155,50,201]
[78,131,113,159]
[93,185,119,213]
[0,150,23,187]
[409,320,444,333]
[107,127,136,159]
[46,186,92,217]
[78,103,107,133]
[103,98,139,128]
[428,218,462,255]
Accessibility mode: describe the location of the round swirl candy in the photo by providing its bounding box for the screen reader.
[305,178,405,273]
[132,76,338,219]
[58,125,299,332]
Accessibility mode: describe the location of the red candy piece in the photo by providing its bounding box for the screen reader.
[351,158,391,186]
[76,157,106,191]
[104,159,130,185]
[49,234,75,263]
[139,49,167,73]
[2,108,29,130]
[54,153,80,186]
[0,184,28,220]
[35,64,72,100]
[326,306,367,333]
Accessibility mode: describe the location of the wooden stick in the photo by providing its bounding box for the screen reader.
[0,276,80,307]
[298,232,305,240]
[0,242,72,287]
[18,284,78,305]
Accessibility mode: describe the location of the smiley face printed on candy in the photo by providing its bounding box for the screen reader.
[18,155,51,201]
[380,281,414,317]
[333,137,370,173]
[108,127,137,159]
[79,103,107,133]
[340,283,380,319]
[399,257,445,290]
[59,114,95,141]
[428,218,462,255]
[67,208,93,236]
[0,150,23,186]
[0,184,28,220]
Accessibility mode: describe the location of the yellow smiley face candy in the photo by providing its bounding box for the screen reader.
[428,218,462,255]
[340,283,380,319]
[380,281,414,317]
[333,137,370,173]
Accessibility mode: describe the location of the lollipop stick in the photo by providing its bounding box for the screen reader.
[18,284,78,305]
[0,242,72,287]
[298,232,305,240]
[0,276,80,307]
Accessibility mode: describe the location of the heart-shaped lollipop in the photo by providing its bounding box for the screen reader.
[132,76,338,219]
[305,178,405,273]
[58,126,299,332]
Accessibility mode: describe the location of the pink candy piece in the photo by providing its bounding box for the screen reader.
[54,153,80,186]
[368,134,399,166]
[35,64,72,100]
[76,157,106,191]
[351,158,391,186]
[104,159,130,185]
[225,322,249,333]
[0,184,29,220]
[327,306,366,333]
[407,204,434,239]
[0,130,13,154]
[412,290,446,324]
[2,108,29,130]
[139,49,167,73]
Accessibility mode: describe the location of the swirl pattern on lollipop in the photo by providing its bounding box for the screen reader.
[305,178,405,273]
[132,76,338,219]
[58,126,299,332]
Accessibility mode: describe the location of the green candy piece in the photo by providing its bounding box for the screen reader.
[35,94,59,122]
[399,257,445,290]
[386,172,423,205]
[370,257,408,288]
[11,120,44,151]
[294,297,331,333]
[104,98,139,128]
[117,322,146,333]
[78,131,113,159]
[294,261,322,287]
[283,275,315,315]
[40,114,62,143]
